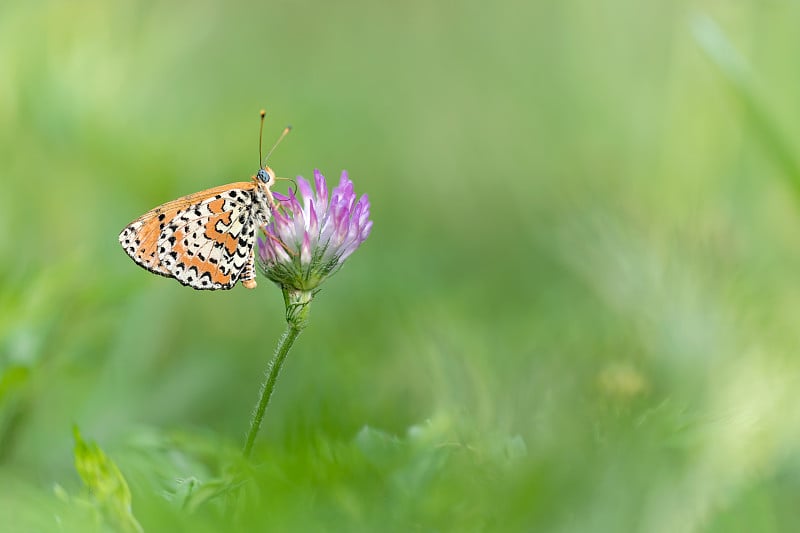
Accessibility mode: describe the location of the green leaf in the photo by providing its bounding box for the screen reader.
[692,13,800,198]
[73,426,143,533]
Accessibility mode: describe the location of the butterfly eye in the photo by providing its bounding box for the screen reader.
[257,169,272,183]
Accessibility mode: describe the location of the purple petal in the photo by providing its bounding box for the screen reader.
[354,195,370,229]
[314,169,328,214]
[350,198,364,227]
[262,235,282,264]
[270,208,291,231]
[361,220,373,241]
[273,242,292,263]
[297,176,314,208]
[300,231,312,266]
[287,188,303,216]
[330,174,354,214]
[318,218,335,253]
[346,210,361,241]
[288,188,306,237]
[334,208,351,247]
[296,176,317,229]
[256,236,270,263]
[308,199,319,238]
[273,211,298,250]
[331,203,348,240]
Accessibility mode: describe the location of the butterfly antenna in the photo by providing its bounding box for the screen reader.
[262,125,292,167]
[275,176,298,193]
[258,109,267,167]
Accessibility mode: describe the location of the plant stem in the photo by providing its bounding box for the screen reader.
[243,324,302,458]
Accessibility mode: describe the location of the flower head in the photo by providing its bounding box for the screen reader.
[257,170,372,292]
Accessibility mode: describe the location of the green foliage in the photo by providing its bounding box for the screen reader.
[72,427,143,532]
[4,0,800,531]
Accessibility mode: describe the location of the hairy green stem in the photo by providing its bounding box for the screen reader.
[243,324,301,458]
[243,288,314,459]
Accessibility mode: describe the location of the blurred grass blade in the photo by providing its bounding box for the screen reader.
[0,365,30,460]
[73,426,143,533]
[692,13,800,198]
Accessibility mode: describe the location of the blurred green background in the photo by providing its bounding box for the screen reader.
[4,0,800,531]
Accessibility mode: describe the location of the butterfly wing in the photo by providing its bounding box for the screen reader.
[158,189,259,290]
[119,182,262,290]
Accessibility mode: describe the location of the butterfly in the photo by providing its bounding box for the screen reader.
[119,111,290,290]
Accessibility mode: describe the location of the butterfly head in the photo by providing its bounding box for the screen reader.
[256,166,277,208]
[257,166,276,185]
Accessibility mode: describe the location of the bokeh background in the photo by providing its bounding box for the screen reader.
[3,0,800,531]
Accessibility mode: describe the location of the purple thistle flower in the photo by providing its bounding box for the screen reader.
[257,170,372,292]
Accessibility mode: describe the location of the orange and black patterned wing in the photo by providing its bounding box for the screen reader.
[119,182,260,290]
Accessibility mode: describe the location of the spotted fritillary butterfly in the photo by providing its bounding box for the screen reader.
[119,112,288,290]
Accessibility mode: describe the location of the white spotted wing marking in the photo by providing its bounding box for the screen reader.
[158,190,257,290]
[118,183,271,290]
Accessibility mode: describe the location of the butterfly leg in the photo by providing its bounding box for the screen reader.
[241,248,257,289]
[263,231,298,257]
